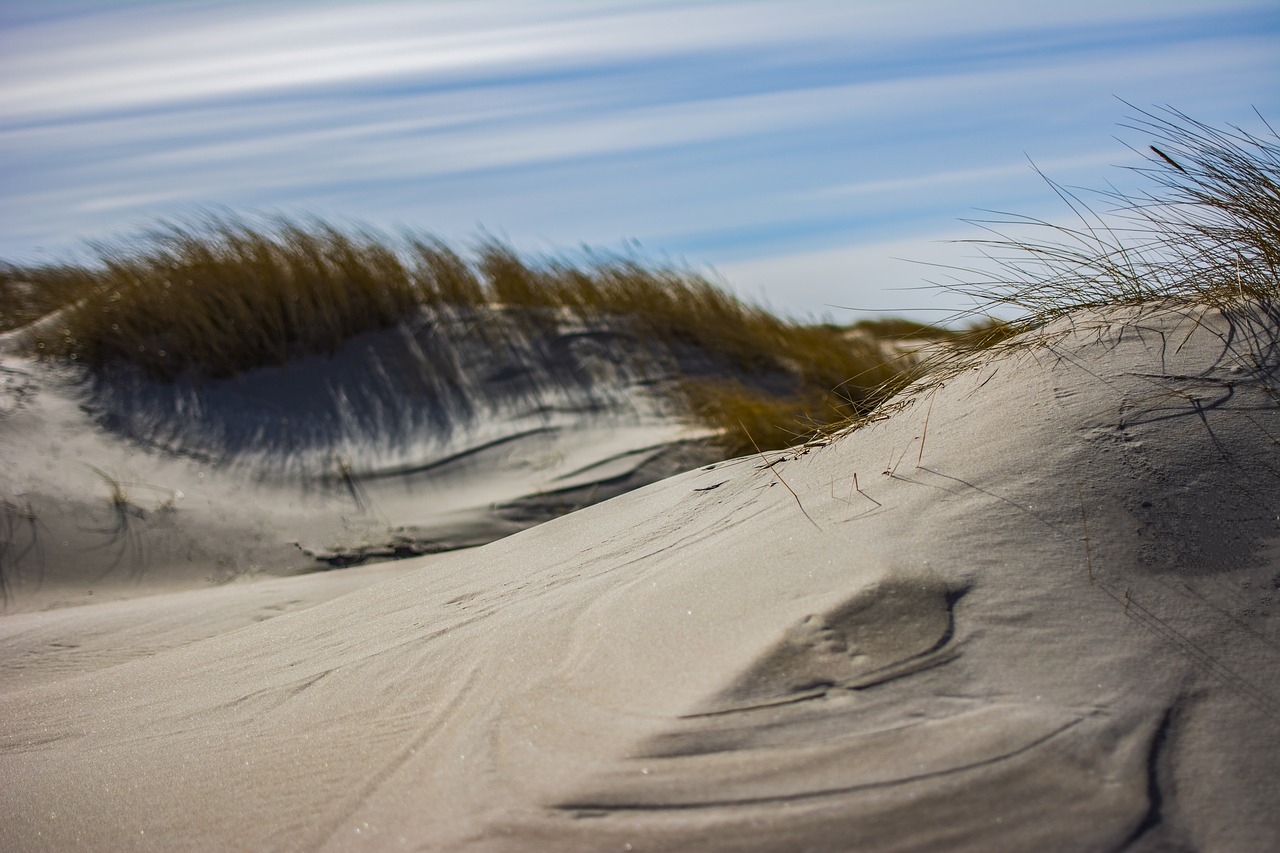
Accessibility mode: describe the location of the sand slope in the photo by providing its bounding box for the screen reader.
[2,301,1278,851]
[0,307,715,611]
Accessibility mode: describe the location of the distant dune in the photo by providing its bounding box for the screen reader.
[0,303,737,611]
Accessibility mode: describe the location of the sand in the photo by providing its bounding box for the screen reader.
[0,307,717,611]
[1,299,1278,851]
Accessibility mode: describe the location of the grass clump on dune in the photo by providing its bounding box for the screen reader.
[882,106,1280,406]
[4,219,423,379]
[945,106,1279,327]
[0,264,101,335]
[1,218,921,454]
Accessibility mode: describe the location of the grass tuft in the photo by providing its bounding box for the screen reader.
[943,105,1279,324]
[1,218,924,455]
[883,106,1280,409]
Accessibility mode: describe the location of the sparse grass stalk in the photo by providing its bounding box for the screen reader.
[943,106,1279,325]
[893,106,1280,407]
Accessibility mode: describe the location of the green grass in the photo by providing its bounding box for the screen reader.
[679,330,917,456]
[0,217,918,455]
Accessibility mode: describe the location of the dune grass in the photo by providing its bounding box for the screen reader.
[941,106,1279,326]
[2,218,425,378]
[8,108,1257,457]
[0,264,101,335]
[0,218,924,454]
[875,106,1280,408]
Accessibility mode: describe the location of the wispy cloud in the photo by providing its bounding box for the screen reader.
[808,153,1127,200]
[1,0,1276,315]
[4,0,1269,121]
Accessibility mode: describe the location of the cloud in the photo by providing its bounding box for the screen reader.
[809,155,1122,200]
[8,27,1265,196]
[0,1,835,120]
[1,0,1276,310]
[710,222,1097,321]
[3,0,1271,121]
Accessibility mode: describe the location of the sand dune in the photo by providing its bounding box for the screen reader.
[0,307,716,611]
[2,300,1278,851]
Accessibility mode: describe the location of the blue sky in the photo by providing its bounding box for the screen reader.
[2,1,1277,319]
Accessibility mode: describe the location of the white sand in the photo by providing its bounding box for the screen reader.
[0,310,714,610]
[2,300,1278,851]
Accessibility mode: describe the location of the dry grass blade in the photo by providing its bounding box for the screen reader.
[957,106,1280,318]
[870,106,1280,419]
[740,419,821,531]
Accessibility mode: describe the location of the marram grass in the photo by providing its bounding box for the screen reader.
[943,106,1279,327]
[0,218,925,455]
[5,108,1268,456]
[875,106,1280,414]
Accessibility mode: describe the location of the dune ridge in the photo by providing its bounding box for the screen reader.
[2,298,1276,851]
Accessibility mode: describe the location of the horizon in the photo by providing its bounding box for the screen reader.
[2,0,1277,320]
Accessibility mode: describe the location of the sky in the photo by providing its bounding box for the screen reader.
[2,0,1277,320]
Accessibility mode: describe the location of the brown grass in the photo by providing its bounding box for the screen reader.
[874,106,1280,417]
[0,217,921,454]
